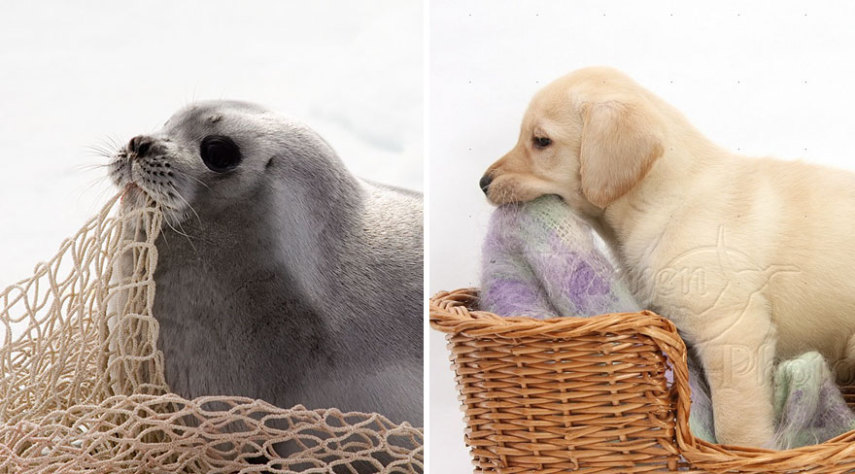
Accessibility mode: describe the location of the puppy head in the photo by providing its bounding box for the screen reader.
[481,67,666,212]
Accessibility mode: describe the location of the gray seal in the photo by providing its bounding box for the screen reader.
[109,101,423,426]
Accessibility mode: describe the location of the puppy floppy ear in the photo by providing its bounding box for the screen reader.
[580,100,664,208]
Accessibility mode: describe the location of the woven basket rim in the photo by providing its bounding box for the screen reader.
[430,287,855,472]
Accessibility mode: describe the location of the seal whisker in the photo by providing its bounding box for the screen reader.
[80,174,111,195]
[173,219,200,254]
[103,135,122,150]
[73,162,112,174]
[162,214,198,254]
[157,225,170,249]
[84,144,116,159]
[91,183,117,211]
[171,189,202,227]
[171,168,211,191]
[71,174,113,214]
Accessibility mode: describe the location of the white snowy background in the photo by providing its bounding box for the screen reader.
[0,0,422,288]
[430,0,855,470]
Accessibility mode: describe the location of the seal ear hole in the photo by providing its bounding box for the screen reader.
[200,135,242,173]
[265,157,275,169]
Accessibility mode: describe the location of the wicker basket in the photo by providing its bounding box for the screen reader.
[430,288,855,473]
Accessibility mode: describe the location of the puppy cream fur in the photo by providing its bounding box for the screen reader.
[482,66,855,448]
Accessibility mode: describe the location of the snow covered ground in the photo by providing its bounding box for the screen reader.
[0,0,422,287]
[430,0,855,470]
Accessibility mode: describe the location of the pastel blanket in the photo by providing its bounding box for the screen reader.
[480,195,855,449]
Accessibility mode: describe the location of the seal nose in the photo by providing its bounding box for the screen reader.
[128,135,154,158]
[479,174,493,195]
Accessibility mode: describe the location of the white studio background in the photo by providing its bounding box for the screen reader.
[0,0,422,288]
[429,0,855,471]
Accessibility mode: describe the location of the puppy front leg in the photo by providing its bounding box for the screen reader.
[692,302,777,448]
[835,332,855,385]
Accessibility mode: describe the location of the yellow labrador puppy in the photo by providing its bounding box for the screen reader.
[481,66,855,448]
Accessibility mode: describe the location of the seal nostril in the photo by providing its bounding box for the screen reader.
[128,135,154,158]
[479,174,493,194]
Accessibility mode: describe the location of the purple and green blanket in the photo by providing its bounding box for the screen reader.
[480,195,855,449]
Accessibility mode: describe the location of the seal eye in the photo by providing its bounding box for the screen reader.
[200,135,242,172]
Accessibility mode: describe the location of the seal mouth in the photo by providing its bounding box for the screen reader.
[110,152,196,228]
[120,182,145,202]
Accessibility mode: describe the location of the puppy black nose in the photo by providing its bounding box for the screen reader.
[128,135,154,157]
[479,174,493,194]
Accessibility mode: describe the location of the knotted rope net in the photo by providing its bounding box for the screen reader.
[0,195,423,473]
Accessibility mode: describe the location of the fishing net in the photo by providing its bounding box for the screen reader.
[0,195,423,473]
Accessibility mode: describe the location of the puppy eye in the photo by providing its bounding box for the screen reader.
[200,135,242,172]
[533,136,552,149]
